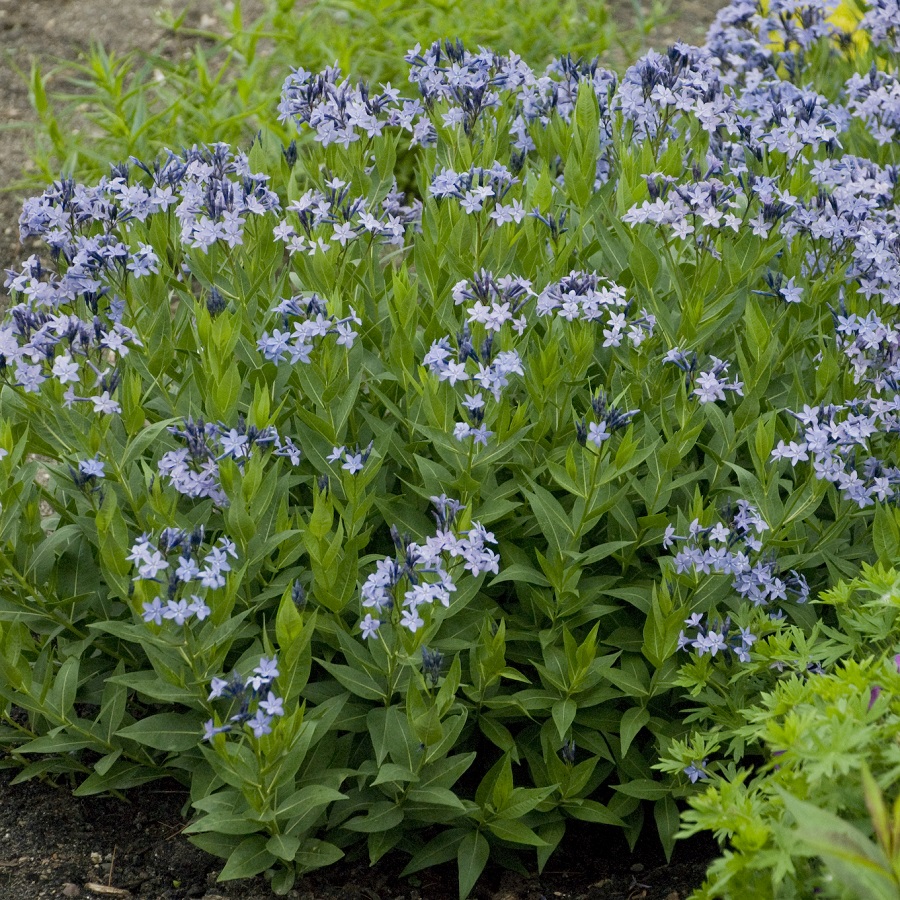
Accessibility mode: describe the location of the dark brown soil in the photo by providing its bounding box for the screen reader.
[0,1,727,897]
[0,768,718,900]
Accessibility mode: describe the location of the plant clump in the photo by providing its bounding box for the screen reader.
[1,1,900,898]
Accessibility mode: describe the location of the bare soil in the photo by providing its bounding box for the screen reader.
[0,768,719,900]
[0,1,727,897]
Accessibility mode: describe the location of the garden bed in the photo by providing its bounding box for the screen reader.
[0,769,718,899]
[9,1,887,900]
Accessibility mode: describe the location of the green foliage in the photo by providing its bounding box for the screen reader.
[673,565,900,898]
[2,2,900,897]
[14,0,667,189]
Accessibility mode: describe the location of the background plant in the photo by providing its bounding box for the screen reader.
[17,0,668,191]
[668,564,900,898]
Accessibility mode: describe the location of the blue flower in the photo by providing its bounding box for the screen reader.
[250,656,279,689]
[162,599,190,625]
[207,677,229,700]
[141,597,165,626]
[248,709,273,738]
[258,691,284,717]
[684,759,709,783]
[360,613,381,639]
[202,719,232,741]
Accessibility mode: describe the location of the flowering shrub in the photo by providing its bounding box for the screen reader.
[25,0,642,189]
[2,0,900,896]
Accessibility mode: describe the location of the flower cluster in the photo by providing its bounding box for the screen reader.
[203,655,283,740]
[359,495,499,638]
[735,79,843,163]
[624,175,744,242]
[678,612,757,663]
[663,347,744,404]
[421,646,445,687]
[706,0,851,87]
[424,330,524,398]
[128,526,237,626]
[845,66,900,146]
[616,44,728,142]
[1,266,142,412]
[665,501,810,608]
[405,40,506,136]
[158,415,301,506]
[405,39,620,174]
[429,164,519,216]
[165,143,280,252]
[326,441,375,475]
[257,292,361,365]
[272,177,421,255]
[575,390,639,448]
[861,0,900,52]
[771,399,900,508]
[280,39,618,157]
[789,155,900,306]
[423,328,524,446]
[19,145,279,258]
[832,301,900,390]
[535,270,655,346]
[2,146,284,415]
[277,65,409,148]
[18,175,165,263]
[452,270,533,335]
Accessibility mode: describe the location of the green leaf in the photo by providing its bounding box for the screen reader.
[628,232,660,291]
[106,671,191,704]
[45,657,79,719]
[16,732,100,755]
[612,778,670,800]
[524,482,574,556]
[276,583,305,647]
[779,789,898,899]
[318,660,385,701]
[654,795,680,862]
[73,760,163,796]
[372,763,419,786]
[477,714,517,753]
[275,785,347,821]
[266,834,301,862]
[571,541,632,567]
[184,811,262,836]
[342,801,404,833]
[488,563,551,588]
[561,798,626,827]
[486,818,549,847]
[406,786,467,811]
[116,712,204,752]
[270,866,296,896]
[873,504,900,567]
[122,418,179,469]
[551,698,577,742]
[401,827,467,877]
[217,835,276,881]
[619,707,649,757]
[457,830,490,900]
[294,839,344,872]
